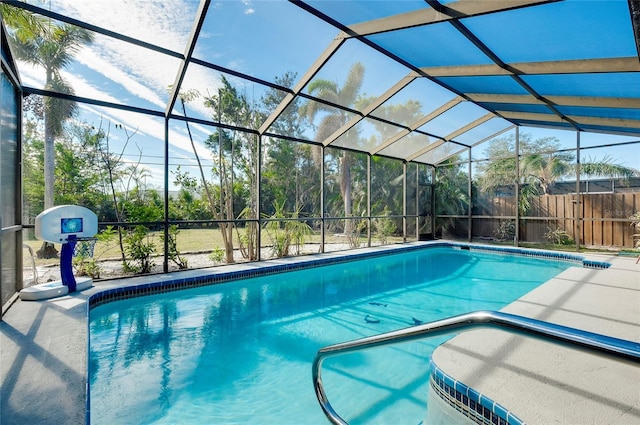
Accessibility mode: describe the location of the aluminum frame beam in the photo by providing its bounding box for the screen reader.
[370,97,464,155]
[420,57,640,77]
[166,0,210,117]
[258,36,346,135]
[322,73,419,147]
[347,0,555,36]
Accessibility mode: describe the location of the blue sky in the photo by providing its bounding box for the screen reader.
[16,0,640,189]
[20,0,344,188]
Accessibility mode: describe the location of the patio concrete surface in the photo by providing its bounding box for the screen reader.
[1,245,638,425]
[431,254,640,425]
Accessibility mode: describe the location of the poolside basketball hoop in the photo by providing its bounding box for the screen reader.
[20,205,98,301]
[73,237,98,259]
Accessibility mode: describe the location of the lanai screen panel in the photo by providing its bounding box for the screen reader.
[369,77,460,127]
[378,132,436,160]
[5,0,640,165]
[306,0,640,158]
[452,118,513,147]
[192,0,336,87]
[22,0,197,51]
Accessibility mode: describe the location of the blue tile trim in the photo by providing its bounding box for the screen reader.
[87,242,610,309]
[430,359,525,425]
[452,243,610,269]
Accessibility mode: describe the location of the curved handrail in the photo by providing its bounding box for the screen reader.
[312,310,640,425]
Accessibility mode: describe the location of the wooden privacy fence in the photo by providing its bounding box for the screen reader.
[472,193,639,248]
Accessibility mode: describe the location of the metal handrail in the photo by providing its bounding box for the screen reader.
[312,310,640,425]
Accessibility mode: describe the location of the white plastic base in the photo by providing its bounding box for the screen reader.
[19,277,93,301]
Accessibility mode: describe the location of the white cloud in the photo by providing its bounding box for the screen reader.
[20,63,213,187]
[74,48,167,109]
[241,0,255,14]
[55,0,193,52]
[15,0,237,187]
[75,98,213,161]
[49,0,220,117]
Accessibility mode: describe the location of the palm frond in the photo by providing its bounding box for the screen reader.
[306,79,338,96]
[0,4,48,41]
[298,97,336,124]
[315,114,344,142]
[339,62,365,105]
[580,155,640,179]
[478,157,517,192]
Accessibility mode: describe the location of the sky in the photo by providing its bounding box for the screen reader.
[13,0,640,190]
[18,0,342,189]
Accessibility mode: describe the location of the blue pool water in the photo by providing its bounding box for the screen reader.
[89,246,573,424]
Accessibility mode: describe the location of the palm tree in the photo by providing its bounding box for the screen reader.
[478,134,639,193]
[300,62,365,233]
[521,151,573,194]
[477,134,640,213]
[579,155,639,184]
[435,157,470,237]
[8,16,93,257]
[0,4,45,38]
[11,23,93,209]
[521,152,639,195]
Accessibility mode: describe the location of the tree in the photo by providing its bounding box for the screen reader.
[300,62,365,233]
[435,157,470,237]
[54,123,105,207]
[94,121,147,263]
[175,89,221,223]
[578,155,639,185]
[370,156,402,215]
[11,24,93,208]
[260,71,318,217]
[366,99,424,223]
[0,4,46,39]
[198,76,263,262]
[22,120,45,222]
[8,14,93,257]
[177,78,268,263]
[171,166,211,221]
[477,134,639,198]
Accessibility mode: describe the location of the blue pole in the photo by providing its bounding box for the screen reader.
[60,234,77,292]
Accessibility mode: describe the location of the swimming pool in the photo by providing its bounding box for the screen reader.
[88,245,583,424]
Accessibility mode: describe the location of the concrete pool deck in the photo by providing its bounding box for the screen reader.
[1,243,638,424]
[431,253,640,425]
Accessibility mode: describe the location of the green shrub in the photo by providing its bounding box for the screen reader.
[209,246,225,263]
[373,209,395,245]
[122,225,155,274]
[494,220,515,241]
[544,226,573,245]
[347,219,367,249]
[161,224,188,269]
[72,226,117,279]
[264,201,312,258]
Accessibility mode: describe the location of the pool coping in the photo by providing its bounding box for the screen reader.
[1,241,634,424]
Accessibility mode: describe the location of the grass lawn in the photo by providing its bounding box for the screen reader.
[22,227,405,268]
